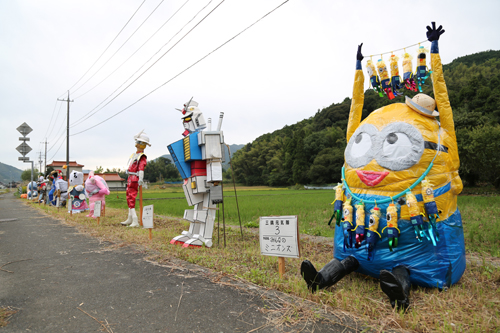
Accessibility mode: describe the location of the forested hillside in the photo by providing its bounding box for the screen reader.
[231,50,500,188]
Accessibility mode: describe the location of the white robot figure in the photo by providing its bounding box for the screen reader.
[168,100,224,248]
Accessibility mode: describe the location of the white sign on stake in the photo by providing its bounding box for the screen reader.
[94,201,101,217]
[259,215,300,259]
[142,205,154,229]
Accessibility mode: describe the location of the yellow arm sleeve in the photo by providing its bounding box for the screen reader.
[346,69,365,142]
[431,52,460,167]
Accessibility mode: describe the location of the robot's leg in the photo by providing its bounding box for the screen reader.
[171,177,206,245]
[183,192,216,248]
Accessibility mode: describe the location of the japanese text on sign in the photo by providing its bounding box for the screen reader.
[259,216,299,258]
[142,205,154,229]
[94,201,101,217]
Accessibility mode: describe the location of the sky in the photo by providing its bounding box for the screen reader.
[1,0,500,175]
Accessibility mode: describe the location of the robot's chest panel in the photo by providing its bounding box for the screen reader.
[182,134,202,161]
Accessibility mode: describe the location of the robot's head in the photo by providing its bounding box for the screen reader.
[134,130,151,150]
[179,99,206,136]
[344,95,451,192]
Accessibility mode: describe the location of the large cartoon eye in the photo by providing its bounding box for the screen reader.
[375,122,424,171]
[343,208,350,217]
[386,212,392,221]
[345,124,378,168]
[369,216,376,226]
[352,133,372,157]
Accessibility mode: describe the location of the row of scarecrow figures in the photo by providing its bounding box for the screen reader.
[75,21,464,311]
[35,167,110,218]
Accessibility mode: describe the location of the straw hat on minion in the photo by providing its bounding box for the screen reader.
[405,93,439,117]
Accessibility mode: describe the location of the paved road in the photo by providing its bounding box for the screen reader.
[0,193,361,333]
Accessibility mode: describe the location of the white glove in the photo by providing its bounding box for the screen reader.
[138,170,144,186]
[75,185,83,192]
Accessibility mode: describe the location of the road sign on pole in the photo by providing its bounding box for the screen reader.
[18,157,29,161]
[17,122,33,137]
[16,142,32,156]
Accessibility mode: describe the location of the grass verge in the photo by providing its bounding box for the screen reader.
[28,201,500,332]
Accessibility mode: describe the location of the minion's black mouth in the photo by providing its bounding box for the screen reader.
[424,141,448,153]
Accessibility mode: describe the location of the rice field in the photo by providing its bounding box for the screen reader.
[106,186,500,257]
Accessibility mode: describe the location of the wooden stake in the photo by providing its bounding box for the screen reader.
[278,257,285,279]
[149,229,152,240]
[97,217,100,225]
[139,185,143,227]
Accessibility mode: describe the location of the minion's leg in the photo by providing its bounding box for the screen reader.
[380,266,411,310]
[301,256,359,293]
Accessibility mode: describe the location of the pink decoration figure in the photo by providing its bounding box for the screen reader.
[85,171,110,218]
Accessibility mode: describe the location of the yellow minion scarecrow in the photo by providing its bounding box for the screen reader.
[301,22,465,311]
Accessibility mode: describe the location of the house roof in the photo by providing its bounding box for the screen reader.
[83,173,125,182]
[47,161,84,167]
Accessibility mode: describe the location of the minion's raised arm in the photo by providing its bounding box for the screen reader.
[346,43,365,142]
[428,22,459,166]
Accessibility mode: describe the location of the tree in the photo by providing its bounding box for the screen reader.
[21,168,39,181]
[94,166,104,173]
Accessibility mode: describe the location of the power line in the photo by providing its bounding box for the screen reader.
[43,99,59,139]
[71,0,291,137]
[73,0,190,100]
[65,0,147,93]
[72,0,166,96]
[70,0,216,129]
[48,136,66,162]
[47,100,64,139]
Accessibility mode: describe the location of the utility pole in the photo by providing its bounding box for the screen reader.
[57,91,73,181]
[38,151,43,175]
[41,139,48,175]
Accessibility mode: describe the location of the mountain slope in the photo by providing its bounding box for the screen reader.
[0,162,23,182]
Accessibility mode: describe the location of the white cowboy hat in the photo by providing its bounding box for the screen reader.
[405,94,439,117]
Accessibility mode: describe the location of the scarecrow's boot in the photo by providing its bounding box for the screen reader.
[301,256,359,293]
[128,209,140,227]
[380,266,411,310]
[120,208,133,226]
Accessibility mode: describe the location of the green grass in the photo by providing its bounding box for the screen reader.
[29,200,500,332]
[107,187,500,256]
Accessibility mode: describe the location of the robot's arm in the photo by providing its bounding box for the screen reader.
[346,43,365,143]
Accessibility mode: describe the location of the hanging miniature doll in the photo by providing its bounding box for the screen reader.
[366,206,381,260]
[329,184,344,226]
[377,58,395,99]
[68,170,89,213]
[421,178,439,245]
[354,202,365,248]
[341,197,355,250]
[415,46,431,92]
[381,203,399,251]
[406,191,429,242]
[85,171,110,218]
[402,53,417,92]
[389,54,404,96]
[366,59,384,97]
